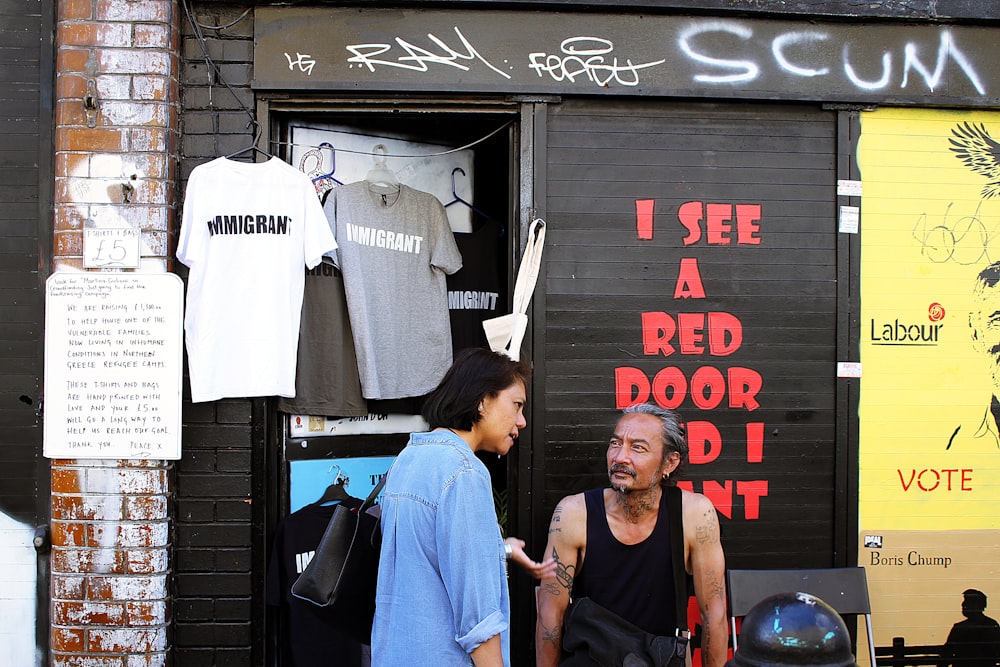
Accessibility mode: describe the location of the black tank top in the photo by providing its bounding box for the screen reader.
[573,488,678,636]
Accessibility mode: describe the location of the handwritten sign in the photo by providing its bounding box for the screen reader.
[43,272,183,460]
[83,228,141,269]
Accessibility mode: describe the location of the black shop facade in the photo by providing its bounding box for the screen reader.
[233,7,1000,666]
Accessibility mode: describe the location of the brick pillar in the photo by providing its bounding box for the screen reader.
[51,0,180,664]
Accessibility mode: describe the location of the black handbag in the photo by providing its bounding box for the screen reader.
[290,476,386,644]
[561,486,689,667]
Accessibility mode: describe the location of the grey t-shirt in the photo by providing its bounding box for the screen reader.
[327,182,463,400]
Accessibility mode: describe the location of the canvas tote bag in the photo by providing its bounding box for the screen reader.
[482,218,546,361]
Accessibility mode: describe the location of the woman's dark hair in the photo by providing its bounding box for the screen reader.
[422,347,532,430]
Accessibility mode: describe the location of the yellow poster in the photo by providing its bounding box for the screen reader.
[859,107,1000,531]
[857,530,1000,664]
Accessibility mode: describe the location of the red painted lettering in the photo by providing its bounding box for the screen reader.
[641,311,743,358]
[677,201,703,246]
[706,203,733,245]
[641,312,677,356]
[678,313,706,354]
[686,420,721,464]
[677,201,764,246]
[728,367,762,411]
[745,422,764,462]
[674,257,706,299]
[708,312,742,356]
[737,480,769,519]
[897,468,973,491]
[651,367,687,409]
[677,479,769,520]
[636,199,654,240]
[702,480,733,519]
[614,365,762,412]
[736,204,762,245]
[691,366,726,409]
[614,366,651,408]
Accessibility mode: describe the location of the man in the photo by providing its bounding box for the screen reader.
[535,403,728,667]
[942,589,1000,667]
[949,262,1000,450]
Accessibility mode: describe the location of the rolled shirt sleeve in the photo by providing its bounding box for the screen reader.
[436,466,509,656]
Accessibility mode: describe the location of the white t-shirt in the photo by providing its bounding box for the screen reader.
[177,157,337,402]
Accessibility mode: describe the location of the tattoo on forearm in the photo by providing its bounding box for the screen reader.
[542,581,562,596]
[540,623,562,647]
[709,575,725,601]
[552,546,575,592]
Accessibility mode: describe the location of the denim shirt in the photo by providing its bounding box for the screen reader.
[371,430,509,666]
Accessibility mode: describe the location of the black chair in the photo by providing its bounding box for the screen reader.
[727,567,877,667]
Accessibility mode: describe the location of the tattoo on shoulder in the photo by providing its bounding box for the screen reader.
[549,504,566,534]
[695,508,720,545]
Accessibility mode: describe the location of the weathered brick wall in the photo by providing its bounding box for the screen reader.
[51,0,179,663]
[174,4,260,665]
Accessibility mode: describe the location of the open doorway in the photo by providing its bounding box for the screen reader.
[264,103,521,666]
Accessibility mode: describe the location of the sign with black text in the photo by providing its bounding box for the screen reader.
[43,272,183,460]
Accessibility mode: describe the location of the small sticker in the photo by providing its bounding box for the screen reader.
[837,361,862,378]
[837,179,862,197]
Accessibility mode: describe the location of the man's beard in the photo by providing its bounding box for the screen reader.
[609,464,636,493]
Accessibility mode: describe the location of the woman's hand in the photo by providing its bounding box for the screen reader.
[505,537,557,580]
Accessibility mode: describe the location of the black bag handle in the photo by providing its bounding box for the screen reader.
[362,474,386,512]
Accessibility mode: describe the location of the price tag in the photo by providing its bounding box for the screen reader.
[84,228,141,269]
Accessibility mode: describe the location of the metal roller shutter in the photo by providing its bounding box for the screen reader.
[540,97,840,568]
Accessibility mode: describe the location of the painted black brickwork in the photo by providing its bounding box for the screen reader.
[177,4,261,665]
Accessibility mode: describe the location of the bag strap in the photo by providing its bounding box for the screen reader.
[666,485,689,637]
[361,474,386,513]
[510,218,546,316]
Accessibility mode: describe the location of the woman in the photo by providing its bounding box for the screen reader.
[371,348,554,666]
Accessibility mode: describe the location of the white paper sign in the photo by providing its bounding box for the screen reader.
[289,412,429,437]
[839,205,860,234]
[44,272,184,459]
[836,179,862,197]
[837,361,862,378]
[84,228,141,269]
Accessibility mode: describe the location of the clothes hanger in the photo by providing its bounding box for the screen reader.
[365,144,399,189]
[224,118,273,161]
[313,142,343,187]
[313,464,357,505]
[445,167,503,235]
[445,167,492,220]
[299,142,342,203]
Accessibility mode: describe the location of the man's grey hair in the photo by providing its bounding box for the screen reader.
[621,403,688,483]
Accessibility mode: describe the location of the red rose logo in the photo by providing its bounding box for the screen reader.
[928,303,945,322]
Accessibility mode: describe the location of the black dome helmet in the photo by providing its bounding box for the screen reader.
[726,592,859,667]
